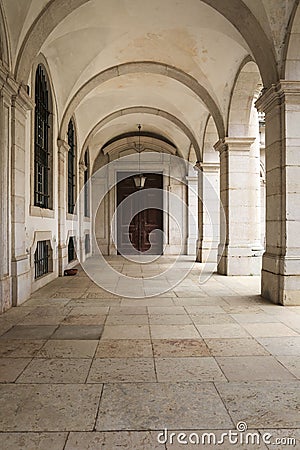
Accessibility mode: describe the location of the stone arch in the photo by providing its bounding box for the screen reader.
[80,106,202,162]
[0,1,11,69]
[59,62,225,141]
[227,59,262,137]
[202,115,219,161]
[14,0,277,88]
[282,0,300,79]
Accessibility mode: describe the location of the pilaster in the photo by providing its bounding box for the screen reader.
[57,139,69,275]
[10,84,34,305]
[196,161,220,262]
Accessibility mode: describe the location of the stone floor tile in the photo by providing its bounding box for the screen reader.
[150,324,200,339]
[196,324,250,339]
[205,338,269,356]
[190,313,235,325]
[69,306,109,316]
[105,315,148,325]
[259,429,300,449]
[216,381,300,428]
[155,357,226,382]
[275,356,300,379]
[95,339,153,358]
[0,432,68,450]
[62,314,106,325]
[0,340,46,357]
[216,356,296,381]
[17,358,92,384]
[109,306,148,315]
[230,313,280,324]
[96,382,233,430]
[0,358,31,382]
[36,340,98,358]
[0,384,102,431]
[149,314,193,325]
[101,325,150,339]
[0,325,57,340]
[256,337,300,355]
[152,339,210,357]
[172,297,227,306]
[241,323,299,337]
[18,315,67,325]
[65,431,163,450]
[51,325,103,340]
[222,305,265,314]
[121,298,175,306]
[148,306,186,315]
[185,305,226,314]
[87,358,156,383]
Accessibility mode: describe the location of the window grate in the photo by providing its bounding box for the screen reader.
[85,234,91,254]
[34,65,51,209]
[67,120,76,214]
[84,149,90,217]
[68,236,76,263]
[34,241,49,279]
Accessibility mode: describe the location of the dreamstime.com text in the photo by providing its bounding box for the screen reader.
[157,422,297,447]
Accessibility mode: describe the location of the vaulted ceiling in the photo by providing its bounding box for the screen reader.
[1,0,295,165]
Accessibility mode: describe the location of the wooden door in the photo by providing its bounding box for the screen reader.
[117,173,163,254]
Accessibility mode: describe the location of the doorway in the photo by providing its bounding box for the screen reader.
[117,173,163,255]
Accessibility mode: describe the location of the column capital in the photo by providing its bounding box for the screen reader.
[57,139,70,161]
[256,81,300,113]
[214,137,255,155]
[195,161,220,173]
[0,66,33,111]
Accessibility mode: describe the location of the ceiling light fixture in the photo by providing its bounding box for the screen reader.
[133,124,147,189]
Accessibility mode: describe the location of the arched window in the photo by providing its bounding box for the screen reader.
[34,64,52,208]
[67,119,76,214]
[84,149,90,217]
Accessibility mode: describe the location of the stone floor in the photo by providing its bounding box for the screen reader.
[0,257,299,449]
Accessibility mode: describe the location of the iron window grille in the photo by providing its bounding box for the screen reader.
[68,236,76,263]
[67,120,76,214]
[84,149,90,217]
[34,241,50,279]
[85,234,91,254]
[34,65,51,208]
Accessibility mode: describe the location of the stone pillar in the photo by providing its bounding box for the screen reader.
[0,68,13,312]
[57,139,69,275]
[11,87,34,305]
[214,137,263,275]
[196,162,220,262]
[256,82,300,305]
[79,161,86,261]
[186,173,198,256]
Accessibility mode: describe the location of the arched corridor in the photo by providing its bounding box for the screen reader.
[0,0,300,447]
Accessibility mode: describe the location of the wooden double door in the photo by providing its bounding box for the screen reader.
[117,173,163,255]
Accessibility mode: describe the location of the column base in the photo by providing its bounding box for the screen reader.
[197,239,219,263]
[58,244,68,276]
[11,255,31,306]
[217,244,263,276]
[261,253,300,305]
[187,237,197,256]
[0,275,12,313]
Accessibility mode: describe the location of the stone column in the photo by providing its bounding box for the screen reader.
[11,87,34,305]
[214,137,263,275]
[0,68,13,311]
[196,162,220,262]
[256,82,300,305]
[186,172,198,256]
[78,161,86,261]
[57,139,69,275]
